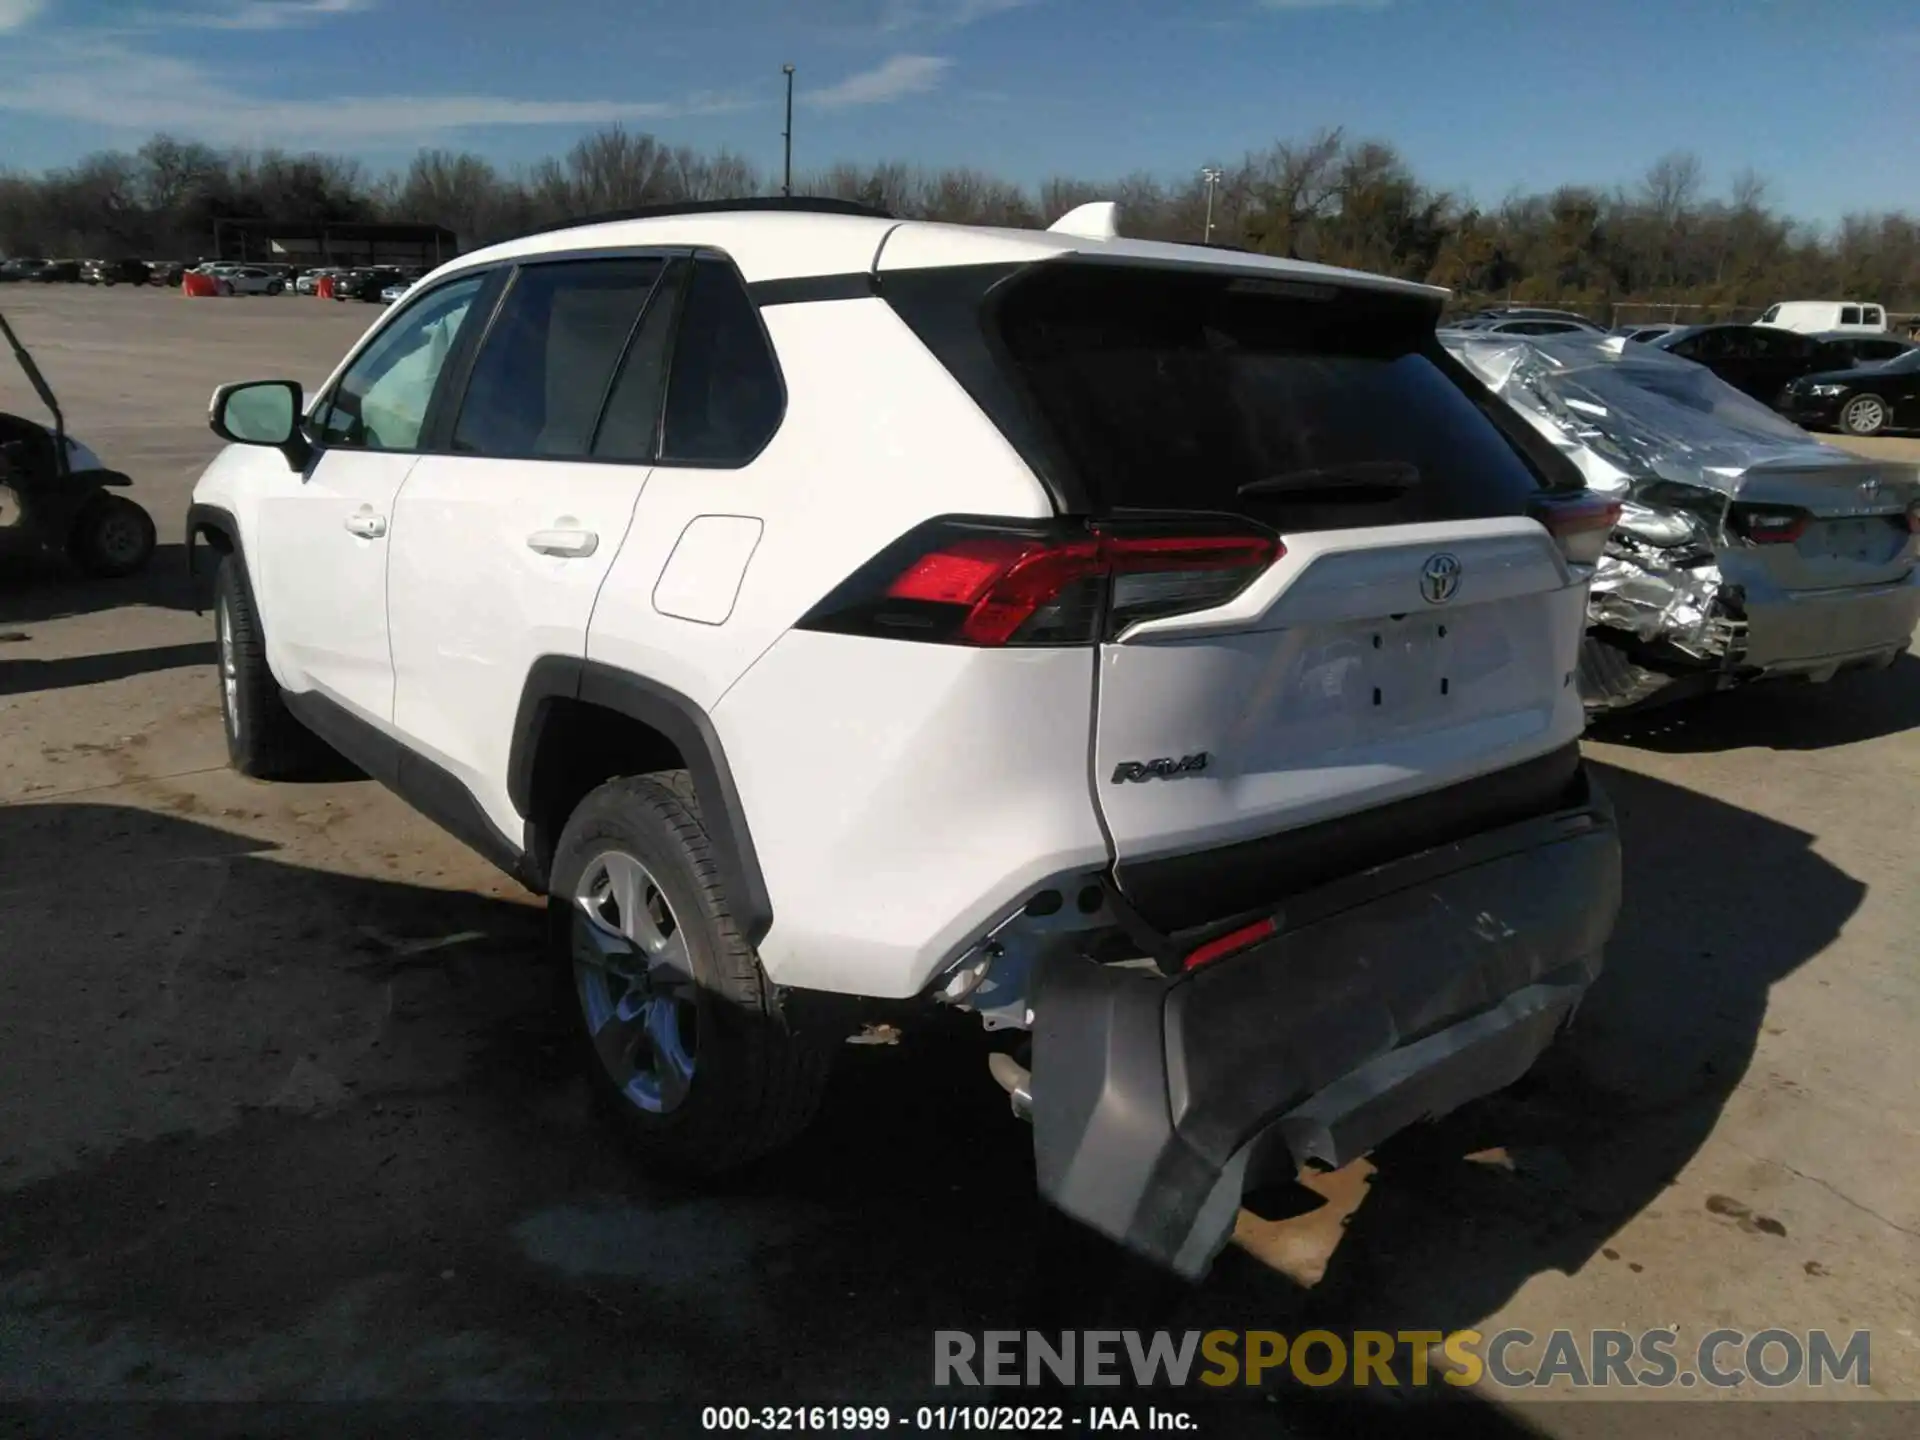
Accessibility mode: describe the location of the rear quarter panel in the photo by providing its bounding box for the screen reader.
[585,295,1054,711]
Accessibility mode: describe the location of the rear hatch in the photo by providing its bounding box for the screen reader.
[894,260,1600,933]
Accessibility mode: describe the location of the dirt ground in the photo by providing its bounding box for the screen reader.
[3,287,1919,1436]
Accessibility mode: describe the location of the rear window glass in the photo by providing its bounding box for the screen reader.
[990,264,1548,530]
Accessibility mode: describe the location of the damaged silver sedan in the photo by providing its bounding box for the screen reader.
[1445,331,1920,713]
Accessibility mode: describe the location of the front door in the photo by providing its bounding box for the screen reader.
[253,271,492,724]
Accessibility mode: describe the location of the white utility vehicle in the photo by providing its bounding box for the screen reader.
[187,198,1622,1276]
[1757,300,1889,335]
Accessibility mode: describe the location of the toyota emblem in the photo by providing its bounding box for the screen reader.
[1420,552,1462,605]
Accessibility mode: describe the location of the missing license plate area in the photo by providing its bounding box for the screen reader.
[1808,517,1905,564]
[1361,618,1456,711]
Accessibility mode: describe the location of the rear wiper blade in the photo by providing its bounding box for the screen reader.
[1237,461,1420,499]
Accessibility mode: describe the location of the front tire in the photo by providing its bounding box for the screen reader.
[67,493,155,577]
[1840,393,1888,436]
[213,554,332,779]
[550,774,831,1177]
[267,281,284,295]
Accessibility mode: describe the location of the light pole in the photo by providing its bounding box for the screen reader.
[1201,167,1222,245]
[782,64,796,198]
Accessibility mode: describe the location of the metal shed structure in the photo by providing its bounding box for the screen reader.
[211,219,459,269]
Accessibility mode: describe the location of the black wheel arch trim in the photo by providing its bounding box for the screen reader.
[185,502,246,614]
[508,656,774,945]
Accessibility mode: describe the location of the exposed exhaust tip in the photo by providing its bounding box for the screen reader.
[987,1051,1032,1121]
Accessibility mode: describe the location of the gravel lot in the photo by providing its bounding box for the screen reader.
[3,286,1918,1435]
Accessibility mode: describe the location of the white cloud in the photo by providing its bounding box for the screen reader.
[804,53,951,109]
[0,0,44,33]
[877,0,1034,34]
[0,39,753,146]
[190,0,376,32]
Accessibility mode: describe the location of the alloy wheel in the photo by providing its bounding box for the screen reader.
[571,849,699,1114]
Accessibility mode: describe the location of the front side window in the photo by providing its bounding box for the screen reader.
[660,258,785,465]
[317,274,487,452]
[451,257,666,459]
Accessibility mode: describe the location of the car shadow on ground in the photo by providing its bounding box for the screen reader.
[1591,653,1920,752]
[0,639,215,696]
[0,772,1861,1436]
[0,541,201,626]
[1185,758,1863,1401]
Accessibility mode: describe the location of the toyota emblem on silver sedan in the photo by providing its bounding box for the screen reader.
[1420,552,1462,605]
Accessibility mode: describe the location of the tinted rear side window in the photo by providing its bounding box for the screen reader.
[989,264,1548,530]
[660,258,784,466]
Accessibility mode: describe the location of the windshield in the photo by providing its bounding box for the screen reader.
[1881,349,1920,374]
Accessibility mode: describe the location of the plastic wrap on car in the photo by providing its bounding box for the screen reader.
[1437,331,1862,498]
[1441,331,1894,667]
[1588,541,1737,661]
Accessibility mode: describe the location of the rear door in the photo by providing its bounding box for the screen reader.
[1743,325,1821,396]
[984,263,1592,907]
[385,254,675,840]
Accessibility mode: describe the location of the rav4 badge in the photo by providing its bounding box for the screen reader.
[1111,753,1210,784]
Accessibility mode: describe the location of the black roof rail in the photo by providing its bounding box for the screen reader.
[507,196,895,242]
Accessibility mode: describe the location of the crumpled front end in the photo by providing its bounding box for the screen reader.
[1588,538,1740,664]
[1446,333,1920,709]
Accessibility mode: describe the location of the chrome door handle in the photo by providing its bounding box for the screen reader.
[344,511,387,538]
[526,528,599,558]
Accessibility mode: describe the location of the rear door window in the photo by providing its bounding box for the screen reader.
[451,257,666,459]
[987,264,1550,530]
[1841,306,1863,326]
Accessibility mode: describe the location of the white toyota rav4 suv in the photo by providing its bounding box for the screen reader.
[188,198,1622,1277]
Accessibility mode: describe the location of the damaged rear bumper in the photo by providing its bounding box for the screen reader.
[1737,572,1920,674]
[1028,766,1620,1279]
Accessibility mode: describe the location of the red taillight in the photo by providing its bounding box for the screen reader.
[806,518,1282,648]
[1740,510,1808,545]
[886,536,1102,645]
[1531,492,1623,566]
[1906,500,1920,535]
[1183,916,1278,972]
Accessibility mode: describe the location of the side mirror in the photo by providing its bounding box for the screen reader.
[210,379,309,470]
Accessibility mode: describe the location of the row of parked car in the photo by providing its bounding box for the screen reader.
[188,262,422,303]
[1443,305,1919,437]
[0,256,421,304]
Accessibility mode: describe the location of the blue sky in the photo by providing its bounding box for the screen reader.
[0,0,1914,223]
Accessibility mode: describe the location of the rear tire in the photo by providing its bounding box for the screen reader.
[1840,393,1888,436]
[550,774,831,1177]
[267,281,284,296]
[1577,631,1678,716]
[213,554,333,779]
[67,493,156,577]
